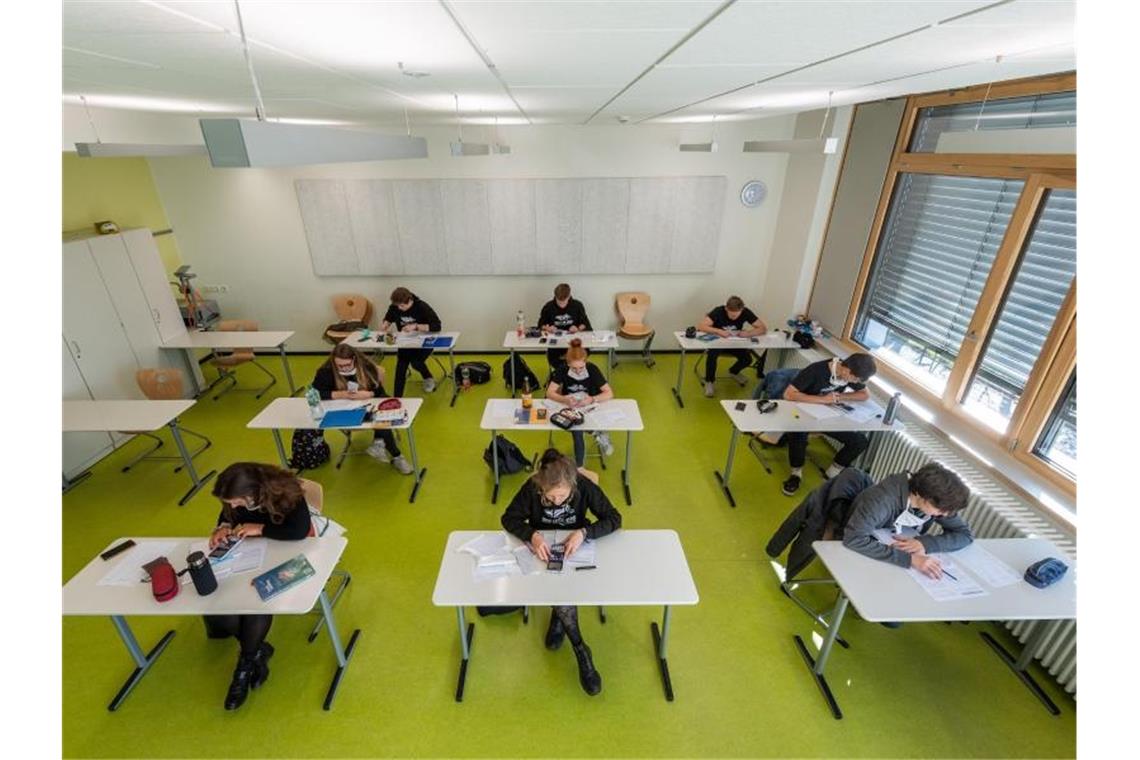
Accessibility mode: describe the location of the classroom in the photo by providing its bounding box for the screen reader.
[48,1,1098,758]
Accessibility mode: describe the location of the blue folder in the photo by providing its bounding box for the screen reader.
[422,335,454,349]
[319,407,368,429]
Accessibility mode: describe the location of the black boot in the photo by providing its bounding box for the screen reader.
[250,642,274,689]
[224,653,257,710]
[572,642,602,696]
[545,613,565,650]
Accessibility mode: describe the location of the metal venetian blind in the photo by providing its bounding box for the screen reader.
[910,91,1077,152]
[861,173,1025,357]
[973,189,1076,393]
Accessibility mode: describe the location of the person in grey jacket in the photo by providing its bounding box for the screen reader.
[843,462,972,580]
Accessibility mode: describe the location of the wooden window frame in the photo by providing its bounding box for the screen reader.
[838,72,1076,497]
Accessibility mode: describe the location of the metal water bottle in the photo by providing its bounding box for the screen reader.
[882,392,902,425]
[461,365,472,391]
[516,310,525,338]
[186,551,218,596]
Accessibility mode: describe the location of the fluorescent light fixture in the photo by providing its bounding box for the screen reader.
[199,118,428,167]
[450,140,490,156]
[679,141,718,152]
[743,137,839,154]
[75,142,206,158]
[492,143,511,155]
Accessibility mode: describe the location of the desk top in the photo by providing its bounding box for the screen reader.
[814,538,1076,623]
[341,330,461,350]
[63,535,346,616]
[503,330,617,350]
[248,397,423,431]
[479,398,644,432]
[673,330,800,351]
[432,530,698,607]
[162,330,294,349]
[719,399,903,434]
[63,399,195,432]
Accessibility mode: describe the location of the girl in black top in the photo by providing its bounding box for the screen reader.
[539,282,592,368]
[311,343,413,475]
[546,338,614,465]
[205,462,313,710]
[381,286,443,397]
[501,449,623,695]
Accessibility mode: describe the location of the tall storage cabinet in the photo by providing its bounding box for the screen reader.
[62,229,191,478]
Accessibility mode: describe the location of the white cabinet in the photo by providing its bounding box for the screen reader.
[122,228,185,343]
[62,338,113,478]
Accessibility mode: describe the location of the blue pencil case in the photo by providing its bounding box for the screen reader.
[1024,557,1068,588]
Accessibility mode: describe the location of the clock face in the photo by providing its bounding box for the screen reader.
[740,180,767,208]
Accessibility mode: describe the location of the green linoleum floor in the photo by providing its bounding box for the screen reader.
[62,353,1076,759]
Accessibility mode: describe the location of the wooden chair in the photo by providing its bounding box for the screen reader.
[324,294,373,344]
[208,320,277,401]
[299,477,352,643]
[120,369,212,473]
[614,291,655,368]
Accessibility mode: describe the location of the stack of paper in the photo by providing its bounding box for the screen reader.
[953,543,1022,588]
[98,541,179,587]
[907,555,989,601]
[587,406,627,426]
[796,403,843,420]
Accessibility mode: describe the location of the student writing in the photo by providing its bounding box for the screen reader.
[546,338,615,465]
[698,295,767,397]
[539,282,592,368]
[380,286,442,397]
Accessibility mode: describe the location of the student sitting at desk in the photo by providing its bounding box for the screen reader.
[205,462,312,710]
[842,461,973,580]
[779,353,878,497]
[546,338,615,465]
[698,295,767,398]
[539,282,592,368]
[380,286,442,397]
[501,448,623,696]
[311,343,413,475]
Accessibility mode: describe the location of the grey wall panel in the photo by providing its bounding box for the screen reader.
[393,180,447,275]
[626,178,677,273]
[580,179,629,274]
[345,180,402,275]
[535,179,583,274]
[440,179,492,275]
[671,175,726,273]
[296,179,359,275]
[488,179,537,274]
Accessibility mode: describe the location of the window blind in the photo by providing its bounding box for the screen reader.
[910,91,1076,152]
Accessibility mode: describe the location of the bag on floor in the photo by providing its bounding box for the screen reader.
[290,429,330,470]
[456,361,492,385]
[483,434,532,475]
[502,355,540,393]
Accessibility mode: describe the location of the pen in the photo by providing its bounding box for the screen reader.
[942,570,958,581]
[574,565,597,571]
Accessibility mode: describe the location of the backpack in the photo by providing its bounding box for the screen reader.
[483,434,532,475]
[502,354,540,394]
[290,429,330,471]
[456,361,492,385]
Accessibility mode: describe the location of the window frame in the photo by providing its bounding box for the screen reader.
[838,72,1076,497]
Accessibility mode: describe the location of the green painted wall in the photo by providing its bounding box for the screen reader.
[62,153,183,273]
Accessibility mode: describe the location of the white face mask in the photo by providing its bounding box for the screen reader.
[829,359,846,387]
[893,499,930,535]
[568,367,589,381]
[337,364,357,376]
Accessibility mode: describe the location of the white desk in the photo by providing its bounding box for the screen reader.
[479,398,644,505]
[62,400,214,505]
[798,539,1076,719]
[714,399,903,507]
[162,329,301,396]
[63,535,360,711]
[248,397,428,502]
[502,330,618,394]
[670,330,802,408]
[432,529,698,701]
[341,330,463,407]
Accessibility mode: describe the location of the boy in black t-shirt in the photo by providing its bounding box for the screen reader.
[380,286,442,397]
[698,295,767,397]
[539,283,592,369]
[780,353,878,496]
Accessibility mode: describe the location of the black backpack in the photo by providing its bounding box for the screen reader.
[290,429,330,471]
[502,354,540,393]
[456,361,492,385]
[483,434,532,475]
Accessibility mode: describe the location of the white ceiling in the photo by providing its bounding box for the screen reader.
[62,0,1075,126]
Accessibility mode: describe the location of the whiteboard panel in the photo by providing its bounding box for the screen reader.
[440,179,493,275]
[487,179,537,275]
[296,180,358,275]
[393,180,447,275]
[581,179,629,274]
[535,179,583,274]
[671,176,726,273]
[346,180,402,275]
[625,178,677,273]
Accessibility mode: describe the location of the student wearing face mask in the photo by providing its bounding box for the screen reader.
[779,353,878,496]
[501,448,623,695]
[204,462,312,710]
[842,462,973,580]
[697,295,767,398]
[546,338,615,466]
[539,283,592,368]
[380,287,443,397]
[311,343,413,475]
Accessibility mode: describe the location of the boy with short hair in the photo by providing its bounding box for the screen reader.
[539,283,592,369]
[698,295,767,398]
[380,287,442,397]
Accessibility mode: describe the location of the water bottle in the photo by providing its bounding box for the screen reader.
[516,309,525,338]
[306,386,325,420]
[882,392,902,425]
[461,365,471,391]
[521,377,533,409]
[186,551,218,596]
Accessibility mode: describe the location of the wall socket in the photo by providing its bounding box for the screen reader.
[200,284,229,294]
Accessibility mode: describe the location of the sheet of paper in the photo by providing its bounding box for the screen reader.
[566,540,596,566]
[322,399,368,412]
[586,407,627,427]
[490,399,520,419]
[98,541,179,587]
[187,540,269,581]
[843,402,882,423]
[513,545,545,575]
[459,532,509,559]
[477,552,518,569]
[395,335,424,347]
[953,543,1023,588]
[796,403,843,420]
[907,555,989,601]
[472,561,521,582]
[592,330,615,343]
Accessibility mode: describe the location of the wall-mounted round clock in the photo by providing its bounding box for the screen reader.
[740,180,767,208]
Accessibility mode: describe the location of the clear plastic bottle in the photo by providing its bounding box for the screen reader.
[305,386,324,420]
[521,377,533,409]
[882,392,902,425]
[461,365,471,391]
[516,309,525,338]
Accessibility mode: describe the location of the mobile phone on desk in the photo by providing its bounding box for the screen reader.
[734,402,746,411]
[208,536,243,563]
[100,539,136,561]
[547,545,565,572]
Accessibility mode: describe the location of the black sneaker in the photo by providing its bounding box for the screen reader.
[545,613,565,651]
[781,474,801,496]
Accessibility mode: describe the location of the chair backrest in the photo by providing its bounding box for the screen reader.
[577,467,600,485]
[218,319,259,332]
[332,294,372,323]
[136,368,185,400]
[299,477,324,514]
[615,291,651,327]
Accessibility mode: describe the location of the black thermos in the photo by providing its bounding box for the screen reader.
[186,551,218,596]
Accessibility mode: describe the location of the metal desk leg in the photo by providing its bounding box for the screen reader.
[63,470,93,493]
[794,591,850,719]
[169,421,215,506]
[107,616,175,711]
[318,588,361,710]
[272,429,290,469]
[448,346,459,407]
[980,621,1062,715]
[406,425,427,503]
[490,429,501,504]
[621,431,633,506]
[671,347,687,408]
[607,347,614,376]
[713,426,740,507]
[278,344,302,396]
[510,348,518,398]
[650,605,675,701]
[455,607,475,702]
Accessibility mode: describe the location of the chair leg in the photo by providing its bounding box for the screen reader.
[642,331,656,368]
[211,370,238,401]
[120,432,165,473]
[251,360,278,399]
[335,431,353,469]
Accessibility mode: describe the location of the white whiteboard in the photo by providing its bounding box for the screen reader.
[296,176,725,276]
